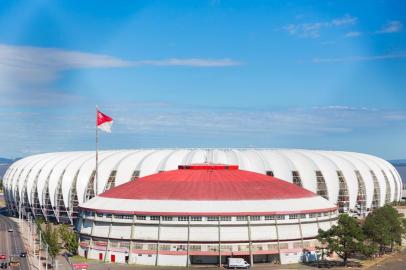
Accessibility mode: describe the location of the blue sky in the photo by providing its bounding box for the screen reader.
[0,0,405,159]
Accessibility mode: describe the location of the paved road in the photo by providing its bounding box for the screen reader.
[0,211,30,270]
[367,248,406,270]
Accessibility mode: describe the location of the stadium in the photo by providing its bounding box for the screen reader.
[77,164,338,265]
[2,149,403,265]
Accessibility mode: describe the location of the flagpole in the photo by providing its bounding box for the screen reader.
[95,106,99,198]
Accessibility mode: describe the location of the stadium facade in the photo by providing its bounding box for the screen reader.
[76,164,338,265]
[3,149,402,226]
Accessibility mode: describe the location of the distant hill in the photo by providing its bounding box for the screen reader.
[0,157,20,178]
[0,158,14,164]
[390,159,406,166]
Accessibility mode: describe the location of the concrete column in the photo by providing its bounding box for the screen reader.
[275,218,281,263]
[298,215,304,248]
[186,216,190,267]
[155,217,161,266]
[128,215,136,263]
[328,211,332,226]
[104,215,113,263]
[89,212,96,256]
[218,218,222,267]
[247,216,253,266]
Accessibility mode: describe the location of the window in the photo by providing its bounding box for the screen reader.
[207,216,219,221]
[105,214,112,218]
[265,215,274,220]
[134,243,143,250]
[292,171,302,187]
[289,214,298,220]
[208,245,218,252]
[337,171,349,213]
[388,170,398,201]
[221,245,233,252]
[250,216,261,221]
[266,171,274,176]
[315,171,328,200]
[309,213,317,218]
[130,170,140,181]
[275,215,285,220]
[191,216,202,221]
[159,245,171,251]
[220,216,232,221]
[299,214,306,219]
[236,216,248,221]
[147,244,156,250]
[381,170,391,204]
[85,170,96,201]
[370,170,381,209]
[137,215,146,220]
[104,170,117,191]
[177,216,189,221]
[268,244,278,251]
[189,245,201,251]
[354,170,367,214]
[317,212,322,217]
[150,216,159,221]
[162,216,173,221]
[323,212,329,216]
[115,214,133,220]
[96,213,103,218]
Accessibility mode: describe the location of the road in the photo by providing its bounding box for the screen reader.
[0,211,30,270]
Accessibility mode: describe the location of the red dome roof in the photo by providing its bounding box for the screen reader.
[100,164,316,201]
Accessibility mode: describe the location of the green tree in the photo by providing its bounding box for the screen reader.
[59,224,79,255]
[363,205,404,254]
[43,224,61,266]
[317,214,365,266]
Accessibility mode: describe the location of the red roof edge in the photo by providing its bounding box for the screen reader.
[178,164,239,170]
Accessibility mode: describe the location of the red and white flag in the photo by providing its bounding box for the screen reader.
[97,109,113,133]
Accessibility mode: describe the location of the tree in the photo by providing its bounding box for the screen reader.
[43,224,61,267]
[363,205,404,254]
[317,214,365,266]
[59,224,79,255]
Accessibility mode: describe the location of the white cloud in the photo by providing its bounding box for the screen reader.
[377,21,403,33]
[1,104,405,157]
[331,14,358,26]
[283,15,357,38]
[134,58,241,67]
[345,31,361,37]
[0,44,241,92]
[312,53,406,63]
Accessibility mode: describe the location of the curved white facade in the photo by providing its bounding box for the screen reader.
[3,149,402,224]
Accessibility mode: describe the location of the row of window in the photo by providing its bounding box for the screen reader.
[83,211,337,221]
[81,237,318,252]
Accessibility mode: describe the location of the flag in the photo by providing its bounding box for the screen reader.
[97,109,113,133]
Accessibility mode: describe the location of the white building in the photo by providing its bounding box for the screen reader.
[77,164,338,266]
[2,149,402,225]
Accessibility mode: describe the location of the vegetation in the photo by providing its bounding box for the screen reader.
[363,205,405,253]
[42,223,61,266]
[317,214,365,266]
[316,205,406,266]
[59,224,79,255]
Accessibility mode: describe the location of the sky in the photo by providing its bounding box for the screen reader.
[0,0,405,159]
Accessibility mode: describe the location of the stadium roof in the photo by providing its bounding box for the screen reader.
[100,164,316,201]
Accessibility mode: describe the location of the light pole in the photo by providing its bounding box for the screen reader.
[45,244,48,270]
[38,230,42,270]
